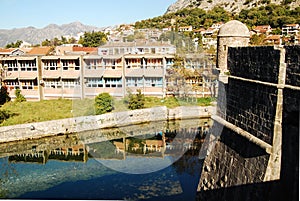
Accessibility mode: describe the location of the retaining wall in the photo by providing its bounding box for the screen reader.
[0,106,213,143]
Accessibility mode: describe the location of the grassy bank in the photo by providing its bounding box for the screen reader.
[0,97,214,127]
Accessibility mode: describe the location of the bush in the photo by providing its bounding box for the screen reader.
[128,89,145,110]
[94,93,113,115]
[0,85,11,105]
[0,109,11,124]
[15,89,26,102]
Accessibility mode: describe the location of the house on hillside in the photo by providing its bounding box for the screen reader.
[264,35,282,45]
[282,24,299,36]
[178,26,193,32]
[252,25,272,35]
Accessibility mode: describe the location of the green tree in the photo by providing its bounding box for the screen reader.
[94,93,113,115]
[41,39,52,46]
[128,89,145,110]
[79,31,108,47]
[5,40,23,48]
[0,85,11,105]
[0,109,11,124]
[250,34,267,45]
[15,88,26,102]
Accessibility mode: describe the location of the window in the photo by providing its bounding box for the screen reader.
[5,61,18,71]
[85,59,101,69]
[86,78,104,88]
[145,77,163,87]
[4,80,19,89]
[44,79,61,88]
[126,77,143,87]
[44,60,58,70]
[20,79,37,90]
[62,60,69,70]
[104,78,122,88]
[74,59,80,70]
[20,60,37,71]
[62,79,80,88]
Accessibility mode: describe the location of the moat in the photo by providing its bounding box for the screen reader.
[0,118,211,200]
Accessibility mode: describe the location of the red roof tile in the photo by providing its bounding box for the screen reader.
[27,46,52,55]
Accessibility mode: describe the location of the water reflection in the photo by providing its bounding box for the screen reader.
[0,119,211,200]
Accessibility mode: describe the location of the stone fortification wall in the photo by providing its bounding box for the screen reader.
[285,45,300,86]
[0,106,212,143]
[197,45,299,201]
[228,46,281,83]
[225,79,277,144]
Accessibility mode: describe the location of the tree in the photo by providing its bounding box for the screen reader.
[94,93,113,115]
[15,88,26,102]
[0,85,11,105]
[128,89,145,110]
[78,31,108,47]
[5,40,23,48]
[0,109,11,124]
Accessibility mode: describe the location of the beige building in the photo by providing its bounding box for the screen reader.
[1,41,213,100]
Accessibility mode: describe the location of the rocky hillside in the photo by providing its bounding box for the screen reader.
[166,0,300,14]
[0,22,103,47]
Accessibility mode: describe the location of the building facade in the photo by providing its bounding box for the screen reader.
[1,42,213,100]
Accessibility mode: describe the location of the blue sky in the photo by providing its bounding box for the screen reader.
[0,0,177,29]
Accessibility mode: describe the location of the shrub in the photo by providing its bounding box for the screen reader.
[0,109,11,124]
[94,93,113,115]
[15,89,26,102]
[128,89,145,110]
[0,85,11,105]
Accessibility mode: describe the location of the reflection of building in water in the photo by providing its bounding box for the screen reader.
[113,137,166,155]
[9,151,47,164]
[8,144,88,164]
[4,120,211,163]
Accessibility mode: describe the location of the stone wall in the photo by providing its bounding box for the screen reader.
[198,123,270,200]
[0,106,212,143]
[226,78,277,144]
[228,46,280,83]
[285,45,300,87]
[197,45,299,201]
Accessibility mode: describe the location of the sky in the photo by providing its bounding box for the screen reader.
[0,0,177,29]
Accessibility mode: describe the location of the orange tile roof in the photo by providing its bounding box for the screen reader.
[72,47,98,53]
[27,46,52,55]
[0,48,18,53]
[283,24,299,27]
[266,35,281,40]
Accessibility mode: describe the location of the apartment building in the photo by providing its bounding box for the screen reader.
[41,55,82,99]
[1,56,40,100]
[89,41,176,97]
[1,41,213,100]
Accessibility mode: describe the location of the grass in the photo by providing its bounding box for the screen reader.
[0,99,73,126]
[0,96,214,127]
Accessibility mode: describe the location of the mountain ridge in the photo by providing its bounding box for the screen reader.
[166,0,300,14]
[0,22,104,47]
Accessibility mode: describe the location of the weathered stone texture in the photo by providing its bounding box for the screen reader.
[217,36,249,72]
[281,88,300,201]
[198,123,270,200]
[225,78,277,144]
[198,45,300,200]
[228,46,281,84]
[0,106,213,143]
[285,45,300,87]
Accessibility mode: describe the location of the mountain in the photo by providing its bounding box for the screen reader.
[166,0,300,14]
[0,22,104,47]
